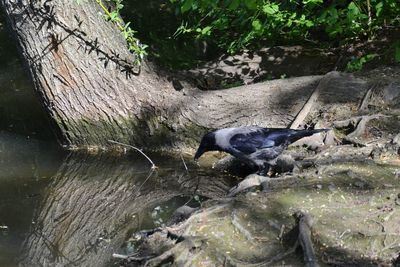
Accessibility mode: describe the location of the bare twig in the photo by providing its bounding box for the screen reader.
[358,84,376,111]
[108,140,156,169]
[339,229,351,239]
[279,224,286,241]
[112,253,128,259]
[180,154,188,172]
[134,169,155,197]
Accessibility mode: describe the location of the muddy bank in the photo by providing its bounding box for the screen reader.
[120,69,400,266]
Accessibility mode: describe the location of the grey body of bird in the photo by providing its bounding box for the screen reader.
[195,126,328,174]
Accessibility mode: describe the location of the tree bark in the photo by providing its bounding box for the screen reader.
[1,0,321,150]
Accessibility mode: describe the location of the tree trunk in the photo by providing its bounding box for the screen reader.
[1,0,321,150]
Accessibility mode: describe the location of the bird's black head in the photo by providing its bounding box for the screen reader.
[194,132,216,160]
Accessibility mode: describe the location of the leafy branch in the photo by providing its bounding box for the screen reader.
[95,0,148,65]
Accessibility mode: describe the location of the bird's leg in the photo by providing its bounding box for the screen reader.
[259,163,272,192]
[226,148,258,170]
[257,163,270,176]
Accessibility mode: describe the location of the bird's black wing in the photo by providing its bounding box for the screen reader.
[229,128,299,154]
[229,129,274,154]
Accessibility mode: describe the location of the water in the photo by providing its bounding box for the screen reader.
[0,134,232,266]
[0,132,64,267]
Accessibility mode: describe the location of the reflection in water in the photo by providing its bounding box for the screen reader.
[10,151,231,267]
[0,132,64,267]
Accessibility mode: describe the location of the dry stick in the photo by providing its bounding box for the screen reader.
[180,154,189,172]
[134,168,155,197]
[112,253,129,259]
[289,75,326,129]
[108,140,156,169]
[358,84,376,111]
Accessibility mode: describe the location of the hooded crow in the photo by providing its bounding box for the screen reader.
[194,126,329,175]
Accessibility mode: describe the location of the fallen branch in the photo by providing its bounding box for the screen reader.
[358,83,377,111]
[289,72,332,129]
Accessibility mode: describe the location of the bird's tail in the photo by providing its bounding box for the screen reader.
[289,128,330,143]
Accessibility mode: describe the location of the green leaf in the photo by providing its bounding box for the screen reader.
[252,19,262,31]
[201,26,212,35]
[302,0,323,4]
[305,20,314,27]
[263,3,279,15]
[244,0,257,10]
[228,0,240,10]
[346,54,377,72]
[348,2,360,15]
[375,2,383,17]
[124,22,131,30]
[181,0,194,13]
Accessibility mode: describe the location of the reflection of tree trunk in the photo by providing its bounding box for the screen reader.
[19,153,230,267]
[1,0,321,149]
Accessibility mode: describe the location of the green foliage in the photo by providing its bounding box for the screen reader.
[345,53,378,72]
[171,0,400,54]
[94,0,147,65]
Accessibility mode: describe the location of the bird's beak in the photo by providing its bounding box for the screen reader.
[194,147,206,161]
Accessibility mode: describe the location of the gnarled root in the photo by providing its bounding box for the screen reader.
[334,114,390,146]
[268,211,319,267]
[227,174,300,197]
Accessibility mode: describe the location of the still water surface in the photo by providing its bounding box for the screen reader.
[0,132,224,267]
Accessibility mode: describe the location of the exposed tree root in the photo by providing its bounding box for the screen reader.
[333,114,390,146]
[221,211,319,267]
[118,203,230,266]
[227,174,300,197]
[143,237,206,267]
[231,210,254,242]
[294,211,319,267]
